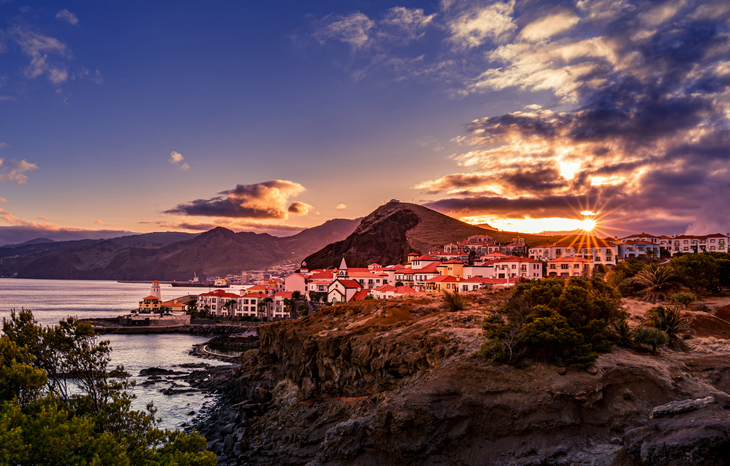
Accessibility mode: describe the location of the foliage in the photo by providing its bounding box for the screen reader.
[612,320,635,348]
[632,264,677,302]
[291,291,302,300]
[645,305,691,341]
[441,289,465,312]
[394,281,404,287]
[0,310,216,466]
[671,253,723,294]
[606,259,647,297]
[476,278,626,367]
[297,304,308,317]
[669,291,697,308]
[633,327,669,353]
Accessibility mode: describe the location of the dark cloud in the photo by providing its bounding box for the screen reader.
[287,202,311,215]
[416,0,730,234]
[165,180,307,219]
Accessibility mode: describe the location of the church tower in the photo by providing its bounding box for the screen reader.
[150,280,162,300]
[338,257,348,278]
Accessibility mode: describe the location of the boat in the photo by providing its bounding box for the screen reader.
[171,273,230,288]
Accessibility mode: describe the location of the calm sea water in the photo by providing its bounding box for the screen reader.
[0,278,239,430]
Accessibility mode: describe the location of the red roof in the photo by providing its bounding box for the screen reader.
[413,263,441,273]
[427,275,459,282]
[198,289,241,298]
[394,286,417,294]
[241,293,264,299]
[248,284,267,291]
[142,295,160,301]
[414,255,439,261]
[310,272,334,280]
[368,263,382,267]
[336,279,362,289]
[350,289,371,301]
[374,284,397,292]
[623,241,657,245]
[275,291,293,298]
[160,300,184,306]
[442,259,464,264]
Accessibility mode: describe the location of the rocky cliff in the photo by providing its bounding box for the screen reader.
[197,293,730,466]
[303,202,561,269]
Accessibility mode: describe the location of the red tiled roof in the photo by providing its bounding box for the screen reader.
[275,291,293,298]
[198,290,241,298]
[623,241,657,245]
[142,295,159,301]
[394,286,417,294]
[350,289,371,301]
[368,263,382,267]
[241,293,264,299]
[414,263,441,273]
[414,255,439,261]
[310,272,335,280]
[336,279,362,289]
[442,259,464,264]
[427,275,459,282]
[374,284,397,292]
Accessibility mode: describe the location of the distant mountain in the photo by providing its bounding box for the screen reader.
[4,238,57,248]
[303,202,563,268]
[11,219,360,280]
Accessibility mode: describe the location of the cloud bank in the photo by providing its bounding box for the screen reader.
[165,180,310,219]
[0,159,38,184]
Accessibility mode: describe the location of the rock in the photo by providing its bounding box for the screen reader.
[650,396,715,419]
[622,406,730,465]
[586,365,598,375]
[558,367,567,375]
[220,422,235,436]
[139,367,177,376]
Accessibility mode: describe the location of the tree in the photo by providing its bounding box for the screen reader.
[291,291,302,300]
[671,254,721,294]
[1,310,215,465]
[395,281,404,287]
[258,297,274,320]
[634,327,669,354]
[477,278,627,367]
[669,291,697,308]
[632,264,677,302]
[297,304,308,317]
[223,299,238,317]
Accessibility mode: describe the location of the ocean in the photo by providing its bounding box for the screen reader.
[0,278,239,429]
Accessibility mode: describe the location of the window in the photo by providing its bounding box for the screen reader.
[561,264,569,270]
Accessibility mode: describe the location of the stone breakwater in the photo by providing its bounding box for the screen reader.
[83,317,261,335]
[192,294,730,466]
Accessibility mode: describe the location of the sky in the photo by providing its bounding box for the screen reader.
[1,0,729,245]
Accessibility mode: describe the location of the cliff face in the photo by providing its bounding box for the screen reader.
[303,202,566,269]
[199,293,730,466]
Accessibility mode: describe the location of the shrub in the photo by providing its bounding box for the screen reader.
[634,327,669,353]
[645,305,690,340]
[296,304,308,317]
[442,289,465,312]
[632,264,677,303]
[477,278,626,367]
[669,291,697,307]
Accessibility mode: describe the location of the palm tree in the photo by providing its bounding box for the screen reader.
[223,299,237,318]
[258,297,274,321]
[633,264,677,303]
[645,305,691,341]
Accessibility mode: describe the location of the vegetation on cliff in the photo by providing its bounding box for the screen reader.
[478,277,626,367]
[0,310,215,465]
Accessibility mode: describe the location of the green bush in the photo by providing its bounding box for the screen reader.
[645,305,690,340]
[669,291,697,307]
[634,327,669,353]
[442,289,465,312]
[297,304,308,317]
[477,278,626,367]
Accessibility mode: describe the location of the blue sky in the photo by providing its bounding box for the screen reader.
[1,0,729,244]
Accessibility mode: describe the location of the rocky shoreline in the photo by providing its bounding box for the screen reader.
[189,292,730,466]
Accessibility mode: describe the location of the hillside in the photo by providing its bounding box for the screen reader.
[12,218,360,280]
[304,202,562,268]
[198,292,730,465]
